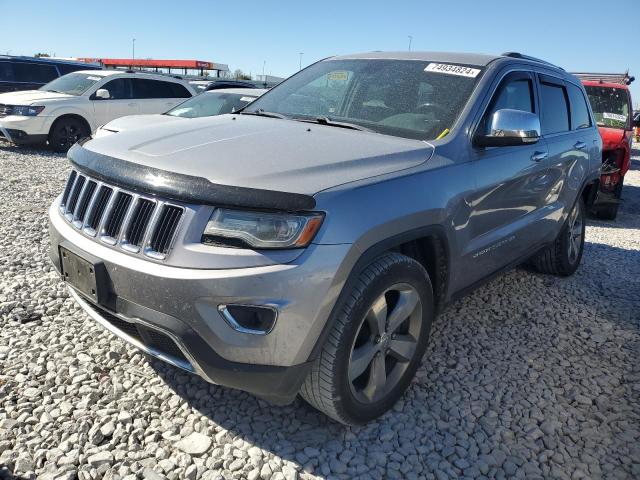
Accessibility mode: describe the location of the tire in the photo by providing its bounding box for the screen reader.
[300,252,434,425]
[532,198,585,276]
[48,117,89,153]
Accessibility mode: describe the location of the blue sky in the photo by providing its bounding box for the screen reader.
[2,0,639,106]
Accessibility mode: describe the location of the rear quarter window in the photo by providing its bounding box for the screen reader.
[566,83,591,130]
[540,81,570,135]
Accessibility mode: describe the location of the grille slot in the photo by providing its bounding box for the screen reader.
[60,170,77,208]
[73,180,97,224]
[102,192,132,240]
[125,199,155,247]
[86,186,113,232]
[65,175,85,215]
[149,205,183,255]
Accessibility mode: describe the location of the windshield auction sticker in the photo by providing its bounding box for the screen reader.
[602,112,627,122]
[424,63,480,78]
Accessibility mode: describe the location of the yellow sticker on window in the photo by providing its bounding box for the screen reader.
[328,71,349,81]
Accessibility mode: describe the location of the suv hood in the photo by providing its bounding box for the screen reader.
[100,114,182,133]
[84,114,434,195]
[0,90,73,104]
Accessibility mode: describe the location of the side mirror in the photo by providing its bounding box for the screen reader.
[475,109,541,147]
[94,89,110,100]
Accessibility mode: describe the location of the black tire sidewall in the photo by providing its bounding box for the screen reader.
[333,256,434,424]
[50,118,88,153]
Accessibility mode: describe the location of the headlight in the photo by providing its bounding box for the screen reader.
[11,105,45,116]
[202,208,324,249]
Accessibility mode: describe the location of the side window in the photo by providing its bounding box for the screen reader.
[490,79,534,114]
[131,79,187,99]
[169,82,192,98]
[101,78,132,100]
[57,64,86,75]
[539,81,570,135]
[566,83,591,130]
[13,62,58,83]
[479,75,534,134]
[0,62,14,81]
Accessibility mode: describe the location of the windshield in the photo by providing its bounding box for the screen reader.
[166,92,258,118]
[39,72,102,96]
[584,86,630,130]
[244,59,483,140]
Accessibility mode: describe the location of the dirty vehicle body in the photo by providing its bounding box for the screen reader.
[575,73,635,219]
[49,52,602,424]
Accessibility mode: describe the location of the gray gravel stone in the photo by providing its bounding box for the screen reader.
[0,143,639,480]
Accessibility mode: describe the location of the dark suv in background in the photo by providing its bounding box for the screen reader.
[0,56,101,93]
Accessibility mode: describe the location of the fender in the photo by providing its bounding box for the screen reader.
[307,224,451,361]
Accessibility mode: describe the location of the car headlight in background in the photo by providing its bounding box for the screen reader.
[202,208,324,249]
[11,105,45,116]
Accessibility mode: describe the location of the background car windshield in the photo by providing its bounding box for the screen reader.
[166,92,256,118]
[39,72,101,96]
[245,59,483,140]
[584,86,630,129]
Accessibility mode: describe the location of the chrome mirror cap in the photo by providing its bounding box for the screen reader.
[475,109,541,147]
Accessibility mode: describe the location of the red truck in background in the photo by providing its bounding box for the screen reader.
[574,72,634,219]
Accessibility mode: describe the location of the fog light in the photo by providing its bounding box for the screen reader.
[218,304,277,335]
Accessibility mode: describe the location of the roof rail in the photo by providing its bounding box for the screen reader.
[501,52,564,71]
[571,72,634,86]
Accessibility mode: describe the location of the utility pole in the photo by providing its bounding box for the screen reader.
[299,52,304,71]
[408,35,413,51]
[132,38,136,61]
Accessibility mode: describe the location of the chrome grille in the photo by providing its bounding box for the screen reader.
[58,170,184,260]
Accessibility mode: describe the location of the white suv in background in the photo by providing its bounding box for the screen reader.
[0,70,195,151]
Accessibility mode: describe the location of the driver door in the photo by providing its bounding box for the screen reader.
[91,78,139,128]
[455,71,552,290]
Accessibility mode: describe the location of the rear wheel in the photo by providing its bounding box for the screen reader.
[532,198,585,276]
[300,252,433,425]
[48,117,89,153]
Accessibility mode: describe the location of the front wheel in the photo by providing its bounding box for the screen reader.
[532,198,585,276]
[300,253,434,425]
[48,117,89,153]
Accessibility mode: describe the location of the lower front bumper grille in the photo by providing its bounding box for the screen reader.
[71,288,194,373]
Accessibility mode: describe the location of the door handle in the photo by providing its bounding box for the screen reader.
[574,141,586,150]
[530,151,548,162]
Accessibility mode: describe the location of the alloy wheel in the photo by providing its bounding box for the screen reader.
[348,283,423,404]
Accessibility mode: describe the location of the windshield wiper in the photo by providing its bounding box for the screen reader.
[240,109,288,119]
[298,116,372,132]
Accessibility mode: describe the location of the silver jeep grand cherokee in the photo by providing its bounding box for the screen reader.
[49,51,601,424]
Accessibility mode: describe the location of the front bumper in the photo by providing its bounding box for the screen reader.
[49,202,352,403]
[0,115,52,144]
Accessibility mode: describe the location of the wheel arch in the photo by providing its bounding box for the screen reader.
[308,224,451,362]
[48,113,92,138]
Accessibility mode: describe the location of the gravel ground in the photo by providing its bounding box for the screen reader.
[0,142,638,480]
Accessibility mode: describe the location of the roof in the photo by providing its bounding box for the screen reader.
[330,51,500,66]
[0,55,100,67]
[204,88,267,96]
[581,80,630,90]
[72,70,190,83]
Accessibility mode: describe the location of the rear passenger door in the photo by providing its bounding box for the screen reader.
[459,71,552,290]
[539,76,595,227]
[131,79,192,114]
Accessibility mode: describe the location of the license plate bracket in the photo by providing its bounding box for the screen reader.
[60,246,107,304]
